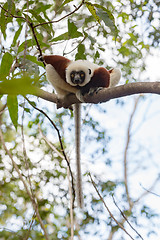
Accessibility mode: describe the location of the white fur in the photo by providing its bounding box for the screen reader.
[109,68,121,87]
[46,61,121,100]
[46,64,77,98]
[66,60,99,86]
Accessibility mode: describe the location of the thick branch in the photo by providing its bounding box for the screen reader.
[36,82,160,108]
[1,82,160,108]
[34,88,57,102]
[83,82,160,104]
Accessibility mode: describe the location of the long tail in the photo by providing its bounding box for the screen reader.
[74,103,83,208]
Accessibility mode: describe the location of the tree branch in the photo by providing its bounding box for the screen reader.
[35,82,160,108]
[83,82,160,104]
[112,196,144,240]
[1,82,160,108]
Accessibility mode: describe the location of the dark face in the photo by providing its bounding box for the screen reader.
[70,70,85,85]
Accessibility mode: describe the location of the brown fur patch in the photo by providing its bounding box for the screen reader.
[80,67,110,94]
[44,55,71,81]
[92,67,110,87]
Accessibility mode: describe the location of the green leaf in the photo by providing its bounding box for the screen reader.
[7,95,18,130]
[60,0,74,8]
[0,74,39,96]
[18,39,36,53]
[0,2,8,39]
[51,32,69,42]
[118,46,130,56]
[128,33,137,42]
[25,55,44,67]
[51,22,82,42]
[88,34,96,45]
[0,52,13,79]
[75,44,86,60]
[27,9,45,24]
[98,47,105,52]
[12,25,23,47]
[7,0,13,12]
[94,50,100,60]
[68,19,83,38]
[95,5,118,39]
[0,2,15,39]
[86,2,101,24]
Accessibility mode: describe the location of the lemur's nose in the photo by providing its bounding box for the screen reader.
[74,74,81,83]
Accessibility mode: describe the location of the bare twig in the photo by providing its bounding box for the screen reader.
[112,196,144,240]
[24,211,36,240]
[38,124,64,159]
[137,175,160,202]
[140,184,160,198]
[33,0,85,28]
[29,22,44,62]
[89,173,135,240]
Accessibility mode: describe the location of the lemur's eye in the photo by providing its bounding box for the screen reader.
[79,71,85,79]
[88,69,91,75]
[70,71,75,78]
[80,73,84,77]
